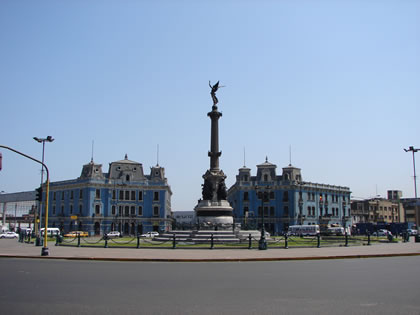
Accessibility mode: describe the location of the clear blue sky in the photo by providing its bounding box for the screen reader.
[1,1,419,210]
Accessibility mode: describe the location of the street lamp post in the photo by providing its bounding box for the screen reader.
[256,186,268,250]
[33,136,54,242]
[14,203,17,232]
[404,146,419,198]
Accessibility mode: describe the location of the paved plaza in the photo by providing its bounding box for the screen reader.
[0,238,419,262]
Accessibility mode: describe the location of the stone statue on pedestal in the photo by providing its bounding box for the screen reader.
[194,81,233,228]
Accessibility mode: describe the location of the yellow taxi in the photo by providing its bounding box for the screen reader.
[64,231,89,237]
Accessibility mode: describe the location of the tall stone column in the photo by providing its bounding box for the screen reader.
[208,106,222,171]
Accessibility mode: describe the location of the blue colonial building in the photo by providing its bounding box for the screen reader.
[227,158,351,235]
[44,155,172,236]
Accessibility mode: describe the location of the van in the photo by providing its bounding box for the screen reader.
[40,227,61,236]
[326,227,345,236]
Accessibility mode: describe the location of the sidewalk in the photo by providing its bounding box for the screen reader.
[0,239,419,262]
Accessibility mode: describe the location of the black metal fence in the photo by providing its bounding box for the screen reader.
[40,231,408,250]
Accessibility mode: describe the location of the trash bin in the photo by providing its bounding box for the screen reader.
[415,235,420,243]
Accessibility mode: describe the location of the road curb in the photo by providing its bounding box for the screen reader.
[1,252,420,262]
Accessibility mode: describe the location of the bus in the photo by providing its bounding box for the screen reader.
[288,225,320,236]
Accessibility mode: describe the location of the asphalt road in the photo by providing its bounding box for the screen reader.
[1,257,419,314]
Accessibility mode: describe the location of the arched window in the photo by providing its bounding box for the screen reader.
[126,175,130,181]
[264,174,268,181]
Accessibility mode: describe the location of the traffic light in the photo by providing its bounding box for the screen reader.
[36,187,43,202]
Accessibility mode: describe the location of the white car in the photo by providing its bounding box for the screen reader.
[141,231,159,238]
[373,229,392,237]
[106,231,121,238]
[407,229,418,236]
[0,231,19,239]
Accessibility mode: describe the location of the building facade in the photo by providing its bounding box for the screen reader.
[350,197,404,224]
[227,159,351,235]
[399,198,419,229]
[45,155,172,236]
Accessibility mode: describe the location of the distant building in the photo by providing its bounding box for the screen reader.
[351,197,404,224]
[227,158,351,235]
[45,155,172,236]
[387,190,402,200]
[398,198,419,229]
[173,211,195,229]
[385,190,418,228]
[0,191,36,232]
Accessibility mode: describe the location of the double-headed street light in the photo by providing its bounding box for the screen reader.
[404,146,419,198]
[33,136,54,242]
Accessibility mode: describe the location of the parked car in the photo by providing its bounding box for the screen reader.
[373,229,392,236]
[106,231,121,238]
[22,228,32,236]
[0,231,19,239]
[64,231,88,237]
[140,231,159,238]
[407,229,418,236]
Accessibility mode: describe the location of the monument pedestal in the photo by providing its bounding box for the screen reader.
[194,200,233,227]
